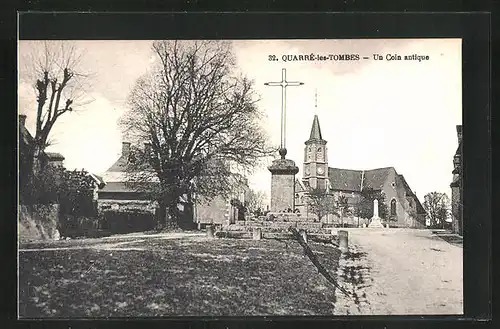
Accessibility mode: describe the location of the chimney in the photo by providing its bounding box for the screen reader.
[144,142,152,154]
[19,114,27,127]
[456,125,462,144]
[122,142,131,156]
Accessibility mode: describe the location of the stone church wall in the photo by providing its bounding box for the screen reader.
[385,173,420,227]
[451,185,461,234]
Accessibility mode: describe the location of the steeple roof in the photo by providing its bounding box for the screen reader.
[308,115,323,141]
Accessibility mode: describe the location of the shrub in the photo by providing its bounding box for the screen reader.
[100,209,156,234]
[59,215,100,238]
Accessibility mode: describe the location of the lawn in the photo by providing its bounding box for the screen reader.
[19,235,342,317]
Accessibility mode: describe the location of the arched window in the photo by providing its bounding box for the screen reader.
[390,199,397,216]
[317,147,322,153]
[295,193,299,199]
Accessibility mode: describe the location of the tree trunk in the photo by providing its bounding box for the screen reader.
[23,145,42,205]
[164,202,181,230]
[156,202,167,227]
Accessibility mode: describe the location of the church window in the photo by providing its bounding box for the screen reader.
[390,199,397,216]
[317,147,322,152]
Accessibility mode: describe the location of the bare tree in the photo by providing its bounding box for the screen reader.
[423,192,451,228]
[337,195,351,227]
[120,40,274,228]
[245,189,267,216]
[306,188,338,222]
[20,41,93,173]
[353,187,388,220]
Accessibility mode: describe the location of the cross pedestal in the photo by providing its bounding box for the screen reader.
[268,149,299,212]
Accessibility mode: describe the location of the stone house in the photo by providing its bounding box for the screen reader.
[98,142,159,214]
[450,125,462,235]
[295,114,426,228]
[19,114,104,200]
[19,114,65,172]
[98,141,249,226]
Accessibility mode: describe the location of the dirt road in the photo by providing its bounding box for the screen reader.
[334,228,463,315]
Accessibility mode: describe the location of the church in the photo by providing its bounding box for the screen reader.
[294,114,426,228]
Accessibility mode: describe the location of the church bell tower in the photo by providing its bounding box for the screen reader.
[303,114,328,190]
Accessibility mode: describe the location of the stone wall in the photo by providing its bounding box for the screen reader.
[98,199,157,213]
[18,204,60,243]
[451,185,462,235]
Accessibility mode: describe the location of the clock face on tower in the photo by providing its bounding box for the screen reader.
[317,166,324,175]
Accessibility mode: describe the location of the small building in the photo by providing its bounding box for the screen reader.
[450,125,462,235]
[98,142,158,214]
[98,141,249,228]
[45,152,65,168]
[18,114,63,171]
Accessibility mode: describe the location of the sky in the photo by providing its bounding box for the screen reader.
[18,39,462,204]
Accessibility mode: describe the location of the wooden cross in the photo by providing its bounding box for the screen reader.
[265,68,304,151]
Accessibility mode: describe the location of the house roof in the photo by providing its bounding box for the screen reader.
[327,167,395,192]
[46,152,65,161]
[362,167,393,190]
[98,181,159,193]
[19,124,34,146]
[328,168,364,192]
[18,122,57,164]
[98,182,132,193]
[88,173,106,189]
[398,174,425,214]
[106,154,129,172]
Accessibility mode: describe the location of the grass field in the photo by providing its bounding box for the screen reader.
[19,235,342,317]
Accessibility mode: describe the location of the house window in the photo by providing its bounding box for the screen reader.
[390,199,397,216]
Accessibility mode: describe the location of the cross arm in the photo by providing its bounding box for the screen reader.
[286,81,304,86]
[264,82,284,86]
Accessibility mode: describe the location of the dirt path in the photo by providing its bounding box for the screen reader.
[334,228,463,315]
[19,232,205,251]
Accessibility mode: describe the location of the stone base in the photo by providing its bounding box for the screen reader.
[368,217,384,228]
[268,157,299,212]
